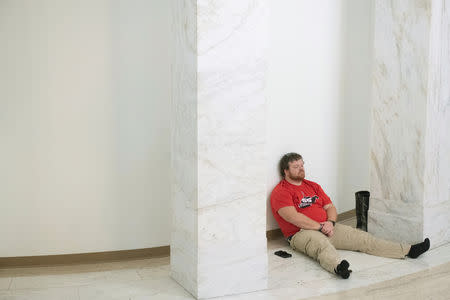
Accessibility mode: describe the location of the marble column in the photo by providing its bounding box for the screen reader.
[369,0,450,248]
[170,1,268,299]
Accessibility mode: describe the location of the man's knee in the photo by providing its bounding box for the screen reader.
[300,231,331,253]
[351,229,374,251]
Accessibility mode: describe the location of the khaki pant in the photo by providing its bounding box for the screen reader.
[289,223,411,274]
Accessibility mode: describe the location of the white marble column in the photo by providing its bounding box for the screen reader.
[170,1,268,299]
[369,0,450,247]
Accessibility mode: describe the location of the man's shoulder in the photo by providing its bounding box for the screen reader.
[271,180,292,198]
[270,180,295,209]
[272,179,295,190]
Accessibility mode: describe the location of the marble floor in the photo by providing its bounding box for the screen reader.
[1,218,449,300]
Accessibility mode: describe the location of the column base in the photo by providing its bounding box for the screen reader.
[368,209,423,245]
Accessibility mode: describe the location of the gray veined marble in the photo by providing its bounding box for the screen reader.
[170,1,268,299]
[170,0,198,296]
[370,0,450,247]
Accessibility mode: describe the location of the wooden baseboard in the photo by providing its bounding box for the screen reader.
[338,209,356,221]
[0,210,356,268]
[266,228,285,240]
[0,246,169,269]
[266,209,356,240]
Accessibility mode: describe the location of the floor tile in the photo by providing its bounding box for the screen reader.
[136,265,170,280]
[0,278,11,291]
[9,268,140,290]
[0,263,102,278]
[77,277,192,300]
[0,286,79,300]
[308,261,450,300]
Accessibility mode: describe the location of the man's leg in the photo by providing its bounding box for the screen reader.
[290,229,341,274]
[329,224,411,258]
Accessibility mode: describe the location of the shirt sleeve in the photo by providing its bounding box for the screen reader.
[316,184,332,207]
[271,187,295,212]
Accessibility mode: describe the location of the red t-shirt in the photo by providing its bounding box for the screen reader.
[270,179,332,237]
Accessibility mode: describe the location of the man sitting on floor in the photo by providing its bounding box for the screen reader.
[270,152,430,279]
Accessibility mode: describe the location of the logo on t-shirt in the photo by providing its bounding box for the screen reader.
[299,195,318,208]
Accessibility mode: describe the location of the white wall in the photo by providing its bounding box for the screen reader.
[338,0,374,214]
[0,0,171,256]
[266,0,373,230]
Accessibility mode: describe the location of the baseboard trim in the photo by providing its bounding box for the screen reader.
[266,209,356,240]
[0,246,169,269]
[1,210,356,268]
[338,209,356,221]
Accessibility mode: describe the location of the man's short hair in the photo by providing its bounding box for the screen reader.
[279,152,303,178]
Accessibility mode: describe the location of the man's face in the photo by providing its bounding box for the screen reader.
[285,159,305,181]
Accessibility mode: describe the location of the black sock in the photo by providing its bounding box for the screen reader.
[334,260,352,279]
[407,238,430,258]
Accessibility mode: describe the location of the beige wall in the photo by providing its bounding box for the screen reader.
[0,0,171,256]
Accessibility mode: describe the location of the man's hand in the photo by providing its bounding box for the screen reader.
[320,221,334,237]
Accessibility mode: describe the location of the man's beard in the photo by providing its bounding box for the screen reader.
[288,171,305,181]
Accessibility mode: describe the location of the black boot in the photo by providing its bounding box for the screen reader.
[355,191,370,231]
[407,238,430,258]
[334,260,352,279]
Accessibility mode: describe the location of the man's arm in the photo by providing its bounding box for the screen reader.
[323,204,337,223]
[278,206,322,231]
[321,204,337,237]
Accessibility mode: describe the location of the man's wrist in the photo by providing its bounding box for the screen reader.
[328,220,336,227]
[318,223,324,232]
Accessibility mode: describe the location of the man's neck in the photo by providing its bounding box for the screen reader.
[285,177,303,186]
